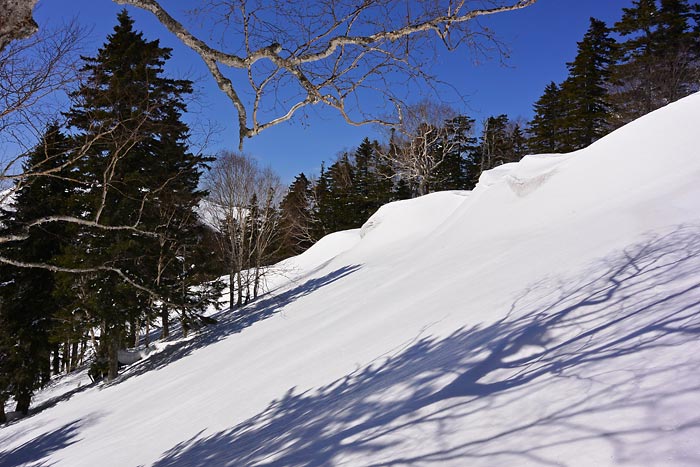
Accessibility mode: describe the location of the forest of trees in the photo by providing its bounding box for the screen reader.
[529,0,700,152]
[1,0,700,421]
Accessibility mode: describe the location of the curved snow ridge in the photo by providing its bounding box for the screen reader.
[277,229,361,274]
[359,191,469,245]
[475,153,575,199]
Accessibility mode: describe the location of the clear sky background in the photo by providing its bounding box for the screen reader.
[33,0,635,183]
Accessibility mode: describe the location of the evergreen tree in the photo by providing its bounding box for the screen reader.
[351,138,376,222]
[528,82,567,154]
[561,17,616,149]
[63,10,215,379]
[510,124,528,160]
[613,0,700,124]
[314,162,333,237]
[278,173,316,257]
[431,115,478,191]
[316,153,358,233]
[392,178,413,200]
[478,115,512,171]
[528,81,563,154]
[351,138,393,221]
[0,124,72,414]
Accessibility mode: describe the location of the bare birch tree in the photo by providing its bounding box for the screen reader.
[382,99,458,196]
[205,151,282,309]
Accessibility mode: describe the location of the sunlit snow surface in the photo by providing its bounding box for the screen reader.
[2,94,700,466]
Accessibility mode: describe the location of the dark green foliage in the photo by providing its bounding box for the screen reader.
[476,115,527,178]
[392,178,413,200]
[561,18,616,149]
[0,124,72,414]
[61,10,218,379]
[527,2,700,151]
[432,116,479,191]
[350,138,393,222]
[278,173,316,258]
[528,82,566,154]
[612,0,700,124]
[320,153,357,232]
[310,138,397,240]
[529,18,616,153]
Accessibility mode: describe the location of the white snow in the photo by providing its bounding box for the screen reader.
[2,94,700,466]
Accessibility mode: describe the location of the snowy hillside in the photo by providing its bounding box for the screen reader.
[2,94,700,466]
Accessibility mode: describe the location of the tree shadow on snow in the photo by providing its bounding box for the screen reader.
[149,224,700,467]
[0,415,98,467]
[113,265,362,384]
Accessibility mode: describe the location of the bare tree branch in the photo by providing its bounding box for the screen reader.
[381,99,458,196]
[112,0,536,146]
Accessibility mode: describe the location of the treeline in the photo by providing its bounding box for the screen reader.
[530,0,700,152]
[276,115,527,258]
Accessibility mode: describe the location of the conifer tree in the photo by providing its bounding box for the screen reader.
[613,0,700,124]
[478,115,512,171]
[0,124,72,414]
[431,115,478,191]
[318,154,357,232]
[528,82,567,154]
[561,17,616,150]
[63,10,214,379]
[278,173,316,257]
[351,138,393,222]
[314,162,333,237]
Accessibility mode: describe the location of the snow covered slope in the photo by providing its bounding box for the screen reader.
[2,94,700,467]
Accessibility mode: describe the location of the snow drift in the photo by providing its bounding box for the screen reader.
[2,94,700,466]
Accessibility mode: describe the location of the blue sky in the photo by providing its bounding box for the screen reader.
[34,0,633,183]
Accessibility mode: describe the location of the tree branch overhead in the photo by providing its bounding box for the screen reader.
[112,0,537,146]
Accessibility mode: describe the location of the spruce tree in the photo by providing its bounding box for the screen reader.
[351,138,392,221]
[432,115,477,191]
[63,10,214,379]
[478,115,511,171]
[278,173,316,257]
[528,82,567,154]
[317,154,357,233]
[613,0,700,124]
[351,138,376,222]
[314,162,333,237]
[0,124,72,414]
[560,17,616,150]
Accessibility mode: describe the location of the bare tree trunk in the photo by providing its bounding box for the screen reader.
[90,326,97,354]
[0,397,6,423]
[62,342,69,373]
[253,266,261,300]
[15,390,30,415]
[236,271,243,308]
[52,345,60,375]
[132,318,139,348]
[418,178,428,196]
[229,269,236,310]
[70,342,78,372]
[0,0,39,52]
[78,339,87,368]
[181,313,189,338]
[107,327,121,381]
[161,306,169,339]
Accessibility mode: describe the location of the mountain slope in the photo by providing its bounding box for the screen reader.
[2,94,700,466]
